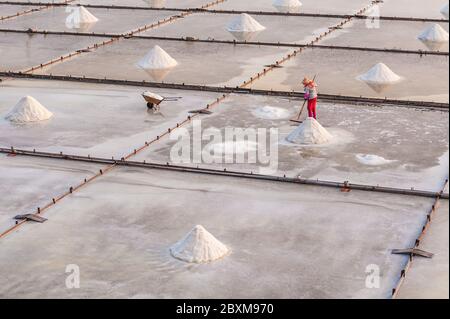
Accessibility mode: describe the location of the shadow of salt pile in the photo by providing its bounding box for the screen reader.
[273,0,303,13]
[137,45,178,81]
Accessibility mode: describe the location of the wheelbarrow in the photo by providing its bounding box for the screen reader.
[142,91,164,112]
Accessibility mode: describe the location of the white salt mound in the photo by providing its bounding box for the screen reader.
[441,3,449,19]
[66,6,98,27]
[77,6,98,23]
[137,45,178,70]
[252,106,291,120]
[358,63,402,84]
[227,13,266,32]
[5,96,53,123]
[418,24,449,43]
[273,0,302,8]
[170,225,230,264]
[287,117,333,145]
[356,154,393,166]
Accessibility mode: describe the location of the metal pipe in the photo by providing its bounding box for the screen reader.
[2,148,448,200]
[1,72,447,110]
[0,1,447,22]
[391,179,449,298]
[2,29,446,56]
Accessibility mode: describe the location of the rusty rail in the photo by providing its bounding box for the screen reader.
[0,5,48,21]
[0,1,448,22]
[2,148,448,200]
[1,72,447,110]
[131,35,450,56]
[237,0,382,91]
[0,0,230,240]
[13,0,226,74]
[391,179,449,298]
[0,161,116,239]
[0,0,75,21]
[1,28,447,56]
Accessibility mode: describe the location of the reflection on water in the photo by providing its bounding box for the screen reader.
[142,0,166,8]
[141,67,175,81]
[363,82,398,94]
[65,22,96,33]
[228,30,263,42]
[273,5,301,13]
[419,39,448,51]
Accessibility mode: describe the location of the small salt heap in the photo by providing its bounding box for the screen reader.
[65,6,99,31]
[273,0,302,13]
[170,225,230,264]
[441,3,449,19]
[5,96,53,123]
[356,154,394,166]
[287,117,333,145]
[137,45,178,81]
[357,62,403,93]
[226,13,266,41]
[417,23,449,50]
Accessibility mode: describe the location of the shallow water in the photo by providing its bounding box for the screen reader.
[0,7,177,34]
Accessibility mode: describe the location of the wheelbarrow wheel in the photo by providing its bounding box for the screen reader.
[147,102,155,110]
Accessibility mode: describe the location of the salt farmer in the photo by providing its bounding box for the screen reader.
[302,77,318,119]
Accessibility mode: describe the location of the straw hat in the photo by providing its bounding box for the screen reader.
[302,77,312,85]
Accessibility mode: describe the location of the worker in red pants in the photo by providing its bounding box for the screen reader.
[302,77,318,119]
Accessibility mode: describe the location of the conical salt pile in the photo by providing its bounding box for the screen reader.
[227,13,266,33]
[286,117,333,145]
[358,63,402,84]
[65,6,98,31]
[170,225,230,264]
[5,96,53,123]
[441,3,449,19]
[66,6,98,26]
[273,0,302,12]
[77,6,99,24]
[418,24,449,43]
[226,13,266,41]
[137,45,178,70]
